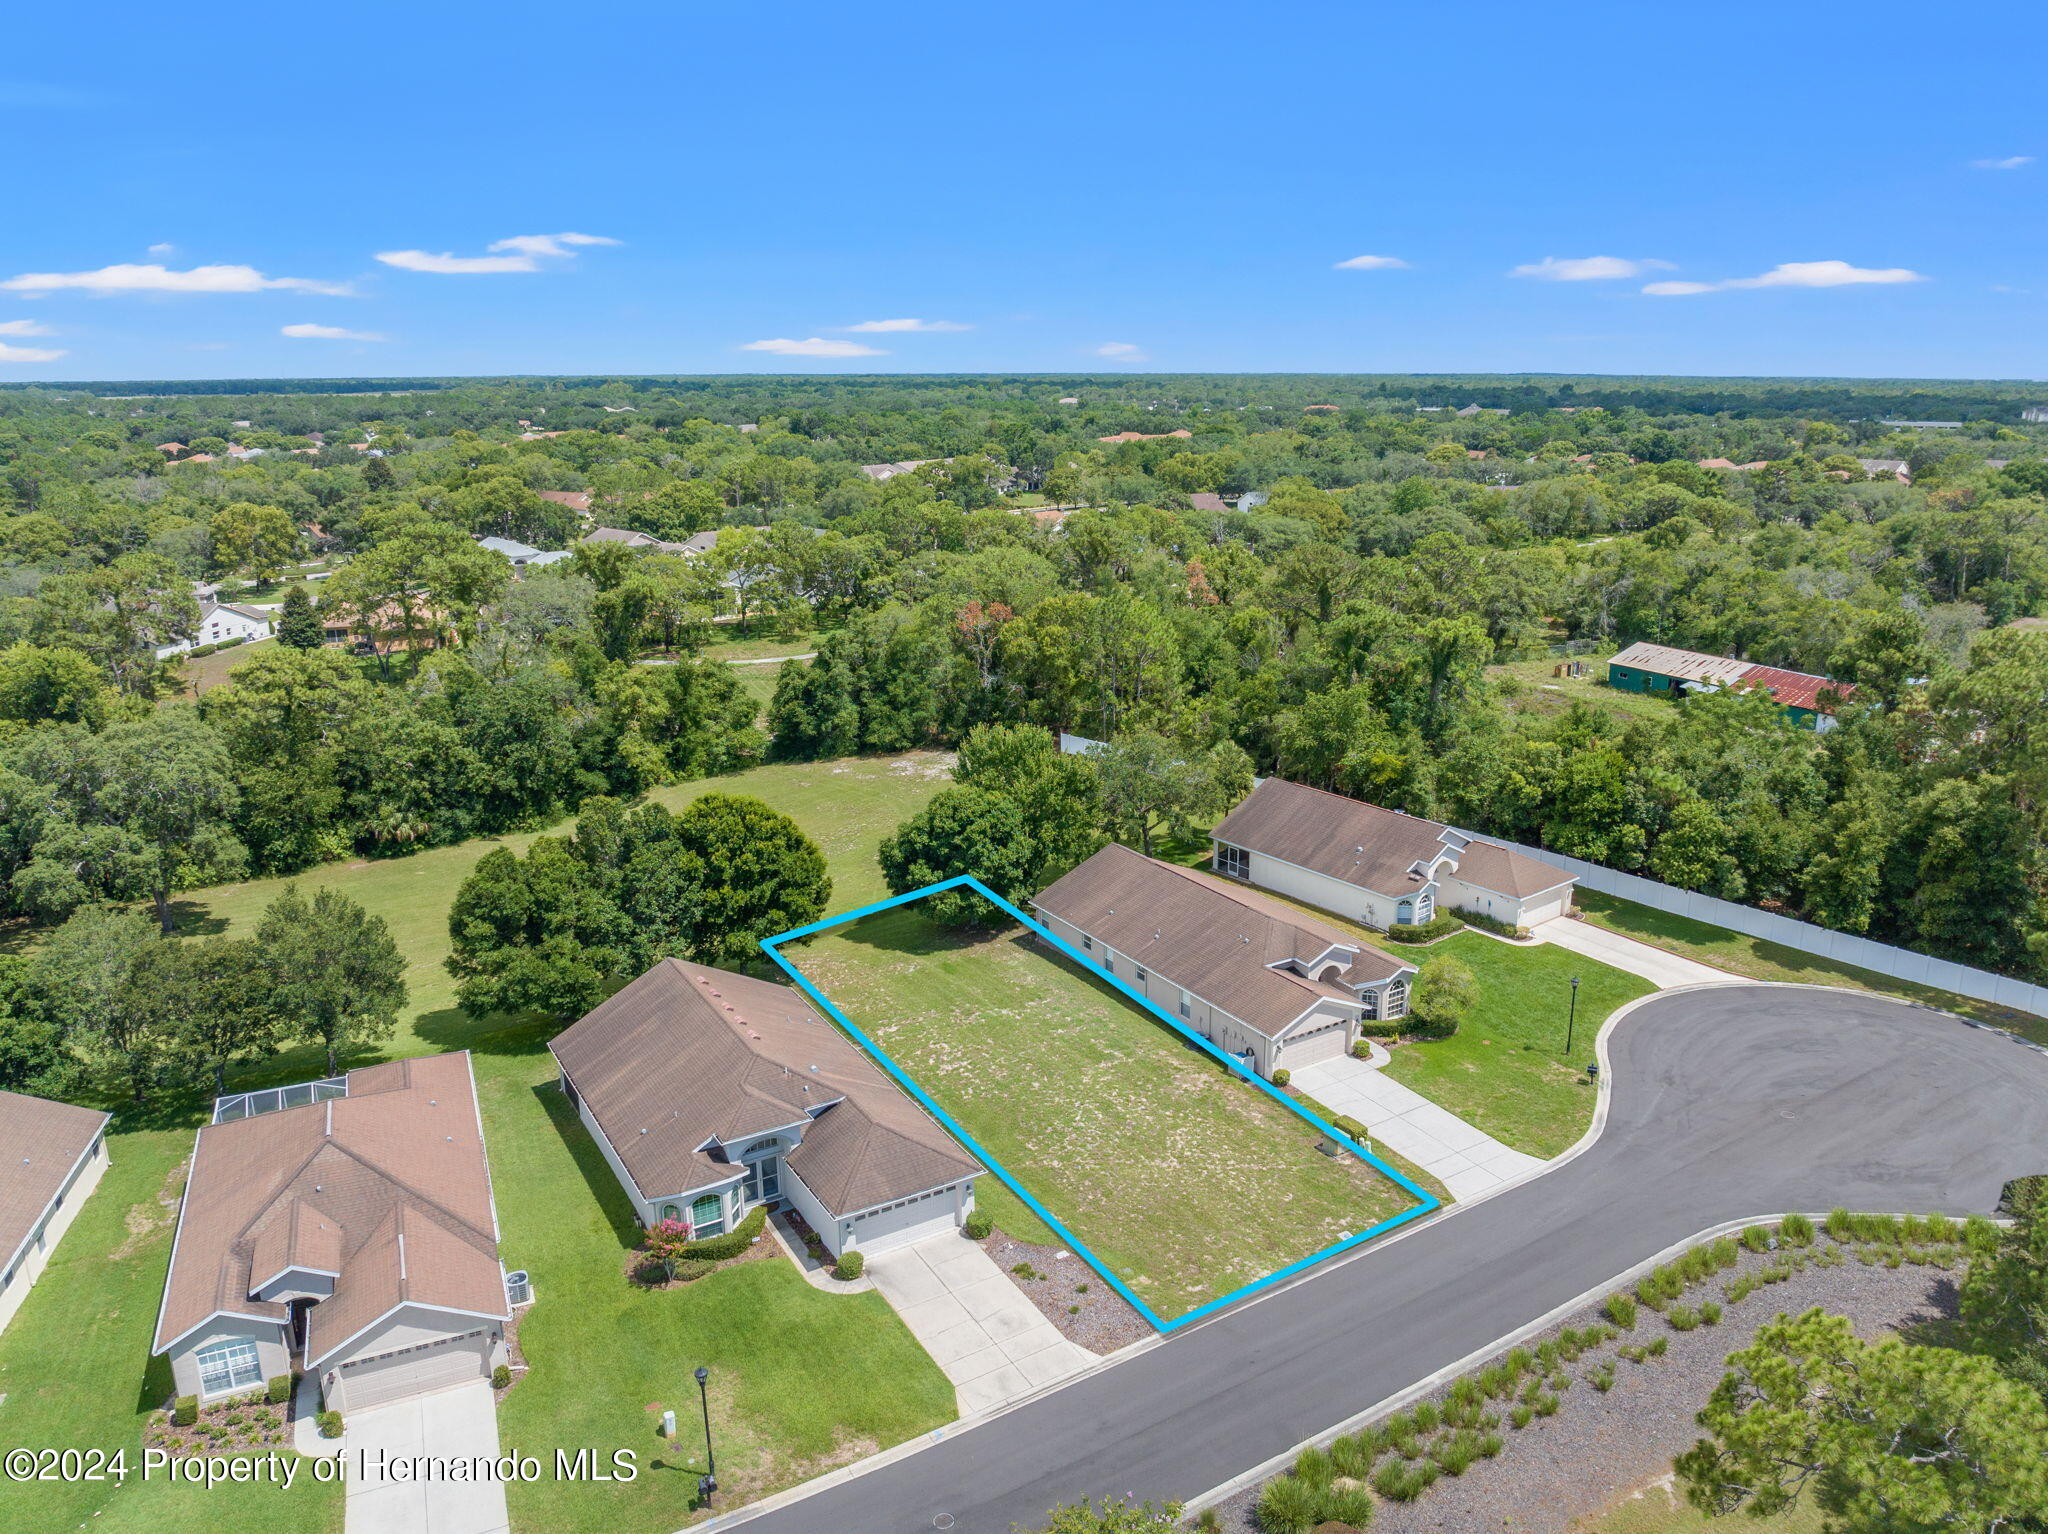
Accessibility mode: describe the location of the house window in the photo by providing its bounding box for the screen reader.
[196,1340,263,1397]
[660,1204,680,1222]
[1104,954,1115,974]
[1362,987,1380,1021]
[691,1194,725,1237]
[1134,967,1147,984]
[1081,934,1093,952]
[1384,980,1410,1020]
[1215,844,1249,880]
[1178,993,1191,1018]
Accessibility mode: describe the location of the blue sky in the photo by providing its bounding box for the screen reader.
[2,0,2042,382]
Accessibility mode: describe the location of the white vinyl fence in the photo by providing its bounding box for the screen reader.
[1056,734,2047,1022]
[1449,827,2048,1023]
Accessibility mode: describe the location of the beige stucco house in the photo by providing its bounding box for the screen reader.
[151,1052,511,1413]
[1210,779,1577,932]
[551,960,981,1258]
[0,1090,110,1338]
[1032,844,1418,1076]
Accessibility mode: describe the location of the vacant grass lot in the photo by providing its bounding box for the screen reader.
[1486,654,1675,726]
[474,1023,954,1534]
[1382,932,1654,1158]
[0,1130,342,1534]
[792,909,1421,1321]
[1573,891,2045,1045]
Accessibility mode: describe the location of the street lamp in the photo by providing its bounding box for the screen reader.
[695,1366,716,1504]
[1566,975,1581,1058]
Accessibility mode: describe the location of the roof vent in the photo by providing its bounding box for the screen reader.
[639,1128,648,1134]
[809,1064,819,1072]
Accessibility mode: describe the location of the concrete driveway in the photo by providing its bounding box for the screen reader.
[340,1380,509,1534]
[1538,916,1735,988]
[1291,1054,1544,1199]
[864,1234,1093,1414]
[734,985,2048,1533]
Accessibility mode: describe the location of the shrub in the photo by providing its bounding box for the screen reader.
[1604,1291,1639,1329]
[1255,1473,1322,1534]
[1479,1431,1504,1458]
[1372,1459,1422,1500]
[172,1396,197,1427]
[1270,1067,1292,1087]
[1331,1115,1368,1143]
[1411,1401,1441,1433]
[491,1365,511,1390]
[1387,914,1465,943]
[1291,1446,1333,1488]
[682,1204,767,1261]
[317,1411,343,1439]
[1591,1366,1615,1393]
[1432,1430,1480,1475]
[1780,1212,1815,1246]
[1351,1040,1374,1060]
[833,1250,866,1281]
[1667,1305,1699,1332]
[1699,1301,1722,1325]
[1647,1336,1668,1357]
[1328,1429,1378,1478]
[674,1257,717,1282]
[1826,1207,1854,1240]
[265,1375,291,1405]
[1923,1212,1959,1244]
[1740,1224,1772,1253]
[1318,1482,1376,1526]
[1725,1275,1757,1303]
[1450,907,1527,939]
[1510,1405,1533,1429]
[1964,1214,2001,1254]
[963,1210,994,1240]
[1532,1391,1560,1417]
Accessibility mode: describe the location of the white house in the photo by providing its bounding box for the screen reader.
[1031,844,1418,1076]
[476,535,572,569]
[0,1091,110,1338]
[152,1053,511,1414]
[550,960,982,1258]
[155,600,276,659]
[1210,778,1577,932]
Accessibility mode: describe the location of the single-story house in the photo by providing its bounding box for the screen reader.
[1097,429,1193,443]
[1188,492,1232,513]
[156,599,277,659]
[1031,843,1418,1076]
[152,1052,509,1414]
[581,526,719,557]
[859,459,943,481]
[0,1091,110,1337]
[1606,640,1855,729]
[551,960,982,1258]
[477,535,571,569]
[1209,778,1578,932]
[1857,458,1911,483]
[537,489,592,514]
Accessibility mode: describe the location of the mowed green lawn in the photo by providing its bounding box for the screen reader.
[0,1130,342,1534]
[0,753,955,1534]
[166,752,951,1069]
[792,909,1421,1320]
[1381,932,1653,1159]
[1574,890,2047,1045]
[474,1024,954,1533]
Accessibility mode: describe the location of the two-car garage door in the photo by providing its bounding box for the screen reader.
[1277,1018,1351,1069]
[332,1327,493,1412]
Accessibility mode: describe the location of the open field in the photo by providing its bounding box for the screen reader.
[155,752,949,1065]
[0,1129,343,1534]
[790,908,1421,1321]
[1486,654,1675,725]
[697,626,823,663]
[476,1022,955,1533]
[1381,932,1653,1158]
[1574,890,2047,1045]
[1567,1478,1823,1534]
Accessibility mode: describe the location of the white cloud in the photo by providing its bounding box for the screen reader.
[0,342,65,362]
[487,232,621,257]
[1973,155,2033,170]
[842,318,971,332]
[1645,260,1927,295]
[1095,342,1148,360]
[0,262,352,296]
[1511,255,1673,281]
[281,322,387,341]
[740,337,886,357]
[375,249,538,274]
[378,232,620,274]
[1333,254,1409,271]
[0,319,53,336]
[146,242,175,256]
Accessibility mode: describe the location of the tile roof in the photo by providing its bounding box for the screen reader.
[1188,492,1231,513]
[153,1052,504,1362]
[1031,845,1411,1040]
[537,489,592,511]
[0,1091,108,1278]
[549,960,979,1217]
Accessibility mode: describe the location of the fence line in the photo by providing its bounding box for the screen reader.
[1450,827,2048,1022]
[1055,733,2046,1021]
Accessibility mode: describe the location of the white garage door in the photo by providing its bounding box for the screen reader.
[1279,1019,1350,1068]
[334,1328,492,1412]
[842,1186,963,1256]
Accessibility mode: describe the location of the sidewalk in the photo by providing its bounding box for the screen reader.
[1537,918,1735,989]
[1291,1055,1544,1201]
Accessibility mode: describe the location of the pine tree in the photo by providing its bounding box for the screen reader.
[276,585,324,650]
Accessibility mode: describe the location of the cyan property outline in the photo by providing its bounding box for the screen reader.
[759,874,1441,1334]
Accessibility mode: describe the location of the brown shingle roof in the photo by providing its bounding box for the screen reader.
[548,961,979,1217]
[1031,845,1411,1040]
[0,1091,108,1278]
[1211,778,1570,901]
[537,489,591,512]
[153,1052,504,1360]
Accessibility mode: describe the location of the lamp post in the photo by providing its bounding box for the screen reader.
[695,1366,716,1504]
[1566,975,1581,1058]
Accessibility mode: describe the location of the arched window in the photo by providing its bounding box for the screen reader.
[740,1138,781,1160]
[660,1204,680,1222]
[691,1193,726,1237]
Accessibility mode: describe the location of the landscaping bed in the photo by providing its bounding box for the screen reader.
[985,1227,1151,1354]
[1206,1216,1978,1534]
[145,1391,294,1457]
[792,912,1422,1322]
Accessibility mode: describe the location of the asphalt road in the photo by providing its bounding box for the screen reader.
[733,986,2048,1534]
